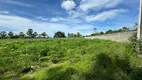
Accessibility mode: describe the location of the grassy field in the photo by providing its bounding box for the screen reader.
[0,38,141,80]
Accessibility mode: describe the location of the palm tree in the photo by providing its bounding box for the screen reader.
[0,31,7,39]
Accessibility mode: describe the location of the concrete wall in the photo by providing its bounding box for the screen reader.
[85,31,136,42]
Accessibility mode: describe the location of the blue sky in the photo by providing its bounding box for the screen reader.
[0,0,139,36]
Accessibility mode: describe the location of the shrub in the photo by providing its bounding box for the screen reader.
[129,33,142,54]
[54,31,66,38]
[129,68,142,80]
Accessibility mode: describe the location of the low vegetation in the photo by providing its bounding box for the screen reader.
[129,33,142,54]
[0,38,141,80]
[90,27,133,36]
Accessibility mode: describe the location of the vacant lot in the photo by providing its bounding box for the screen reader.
[0,39,141,80]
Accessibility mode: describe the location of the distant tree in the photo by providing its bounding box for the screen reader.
[54,31,66,38]
[112,30,118,33]
[12,35,19,39]
[90,32,100,36]
[8,31,14,38]
[41,32,47,38]
[122,27,129,31]
[26,28,33,38]
[68,33,71,38]
[73,34,77,37]
[106,30,112,34]
[118,29,123,32]
[0,31,7,39]
[70,33,74,37]
[100,31,104,34]
[19,32,25,38]
[33,32,38,38]
[77,32,82,37]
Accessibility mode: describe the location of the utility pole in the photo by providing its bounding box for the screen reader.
[137,0,142,40]
[136,0,142,54]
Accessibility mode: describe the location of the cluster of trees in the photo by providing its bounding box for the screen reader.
[0,28,48,39]
[105,27,130,34]
[68,32,82,38]
[0,28,83,39]
[91,27,131,36]
[53,32,82,38]
[26,29,48,38]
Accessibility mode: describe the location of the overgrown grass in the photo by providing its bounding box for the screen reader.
[0,38,141,80]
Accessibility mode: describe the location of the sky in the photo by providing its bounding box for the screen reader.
[0,0,140,36]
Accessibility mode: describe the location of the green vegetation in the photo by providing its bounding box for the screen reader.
[90,27,131,36]
[0,38,141,80]
[54,31,66,38]
[129,33,142,54]
[0,28,49,39]
[68,32,82,38]
[0,29,83,39]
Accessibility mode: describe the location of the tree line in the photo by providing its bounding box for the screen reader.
[0,28,82,39]
[0,28,48,39]
[90,27,132,36]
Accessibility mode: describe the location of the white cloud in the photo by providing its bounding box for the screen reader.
[80,0,123,11]
[68,10,86,18]
[85,9,127,22]
[50,18,63,22]
[0,11,9,14]
[61,0,76,11]
[0,15,93,36]
[0,0,34,7]
[50,17,82,23]
[36,16,82,23]
[36,16,48,20]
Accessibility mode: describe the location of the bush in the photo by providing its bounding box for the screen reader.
[129,68,142,80]
[129,33,142,54]
[54,31,66,38]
